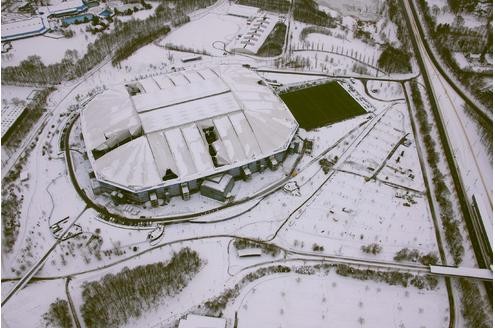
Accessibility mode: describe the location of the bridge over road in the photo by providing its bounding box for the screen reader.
[430,265,492,281]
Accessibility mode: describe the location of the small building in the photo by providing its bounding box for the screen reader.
[149,192,158,207]
[20,172,29,182]
[178,314,226,328]
[181,182,190,201]
[90,178,103,195]
[227,4,259,18]
[240,165,252,181]
[200,173,235,202]
[98,8,114,18]
[237,248,262,257]
[181,55,202,63]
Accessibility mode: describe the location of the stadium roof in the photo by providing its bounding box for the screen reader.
[81,65,298,193]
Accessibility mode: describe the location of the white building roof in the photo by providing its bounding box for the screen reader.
[1,16,49,41]
[40,0,86,15]
[202,173,234,193]
[227,4,259,18]
[81,65,298,192]
[178,314,226,328]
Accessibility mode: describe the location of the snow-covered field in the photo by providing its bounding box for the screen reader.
[1,0,470,326]
[1,25,98,67]
[229,272,449,328]
[159,11,247,56]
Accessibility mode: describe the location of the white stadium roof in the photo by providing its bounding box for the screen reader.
[81,65,298,192]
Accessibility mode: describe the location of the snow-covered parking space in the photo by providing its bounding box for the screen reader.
[278,170,438,261]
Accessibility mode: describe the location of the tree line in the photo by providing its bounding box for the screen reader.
[377,43,412,73]
[80,248,202,328]
[410,82,464,265]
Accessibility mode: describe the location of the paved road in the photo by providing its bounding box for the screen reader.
[65,277,82,328]
[400,0,492,270]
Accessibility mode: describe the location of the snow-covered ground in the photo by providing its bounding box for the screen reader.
[1,279,67,328]
[1,24,98,67]
[228,272,449,328]
[160,12,247,56]
[1,1,461,327]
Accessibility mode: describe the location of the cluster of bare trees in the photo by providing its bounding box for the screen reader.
[80,248,201,328]
[393,248,439,265]
[459,278,491,328]
[43,298,73,328]
[293,0,337,27]
[411,83,464,265]
[335,264,439,290]
[386,0,411,49]
[257,23,287,57]
[233,238,280,256]
[360,243,382,255]
[377,44,412,73]
[205,265,291,314]
[112,25,171,65]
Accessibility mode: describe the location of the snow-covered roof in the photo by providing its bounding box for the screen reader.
[81,65,298,193]
[202,173,234,193]
[40,0,87,16]
[227,4,259,18]
[178,314,226,328]
[1,16,49,41]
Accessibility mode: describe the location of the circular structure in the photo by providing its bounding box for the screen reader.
[80,65,298,203]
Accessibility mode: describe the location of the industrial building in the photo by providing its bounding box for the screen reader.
[80,65,298,203]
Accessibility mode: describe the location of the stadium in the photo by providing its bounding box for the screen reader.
[80,65,299,203]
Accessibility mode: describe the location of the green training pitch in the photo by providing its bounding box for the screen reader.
[280,81,367,130]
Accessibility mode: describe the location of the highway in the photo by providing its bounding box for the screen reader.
[399,0,492,307]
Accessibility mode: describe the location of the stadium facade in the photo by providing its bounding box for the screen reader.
[80,65,298,203]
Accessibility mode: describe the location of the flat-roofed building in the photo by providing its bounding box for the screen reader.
[200,173,235,202]
[80,65,298,203]
[1,16,49,41]
[39,0,88,17]
[227,3,259,18]
[178,314,226,328]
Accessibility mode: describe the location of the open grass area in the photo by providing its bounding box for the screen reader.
[280,81,366,130]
